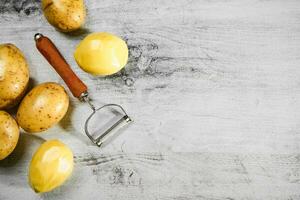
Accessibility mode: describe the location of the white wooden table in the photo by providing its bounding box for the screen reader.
[1,0,300,199]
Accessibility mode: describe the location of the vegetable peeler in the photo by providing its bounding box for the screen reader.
[34,33,132,147]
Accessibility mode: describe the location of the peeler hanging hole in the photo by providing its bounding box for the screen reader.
[34,33,43,41]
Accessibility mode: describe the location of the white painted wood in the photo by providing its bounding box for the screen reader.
[0,0,300,199]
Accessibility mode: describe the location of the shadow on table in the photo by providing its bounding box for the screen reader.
[59,27,92,39]
[5,77,37,117]
[58,101,90,143]
[0,133,45,168]
[59,99,75,131]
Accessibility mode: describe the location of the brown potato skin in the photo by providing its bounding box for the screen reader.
[0,44,29,109]
[16,82,69,133]
[0,111,19,160]
[42,0,86,32]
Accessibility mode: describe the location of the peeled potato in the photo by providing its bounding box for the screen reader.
[0,44,29,109]
[74,32,128,76]
[42,0,86,32]
[29,140,74,193]
[0,111,19,160]
[16,82,69,133]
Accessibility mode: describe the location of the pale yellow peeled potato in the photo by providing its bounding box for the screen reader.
[0,44,29,109]
[0,111,19,160]
[42,0,86,32]
[17,82,69,133]
[74,32,129,76]
[29,140,74,193]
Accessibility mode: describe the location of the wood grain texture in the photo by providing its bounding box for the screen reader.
[0,0,300,199]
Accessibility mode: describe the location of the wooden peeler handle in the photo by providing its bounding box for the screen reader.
[34,33,88,98]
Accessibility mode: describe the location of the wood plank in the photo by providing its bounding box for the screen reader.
[1,140,300,199]
[0,0,300,199]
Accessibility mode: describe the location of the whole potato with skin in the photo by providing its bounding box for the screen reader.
[17,82,69,133]
[42,0,86,32]
[0,111,19,160]
[0,44,29,109]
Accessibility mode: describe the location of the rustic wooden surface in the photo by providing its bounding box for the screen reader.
[1,0,300,199]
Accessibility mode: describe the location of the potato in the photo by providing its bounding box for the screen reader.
[0,111,19,160]
[16,82,69,133]
[42,0,86,32]
[29,140,73,193]
[0,44,29,109]
[74,32,128,75]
